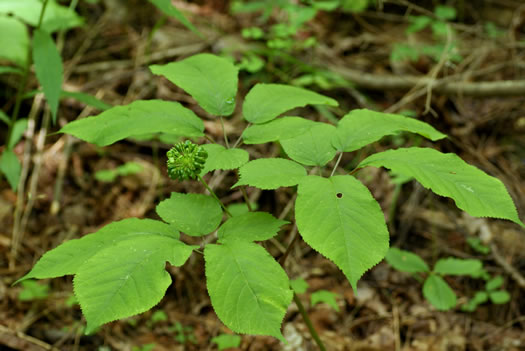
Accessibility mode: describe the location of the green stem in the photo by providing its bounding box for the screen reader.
[293,293,327,351]
[6,0,50,145]
[219,116,230,148]
[198,175,232,217]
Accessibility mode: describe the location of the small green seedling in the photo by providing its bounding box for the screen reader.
[466,237,490,255]
[391,5,462,64]
[311,290,340,312]
[386,248,483,310]
[131,343,155,351]
[147,310,168,328]
[211,334,242,350]
[169,322,197,344]
[461,275,510,312]
[94,162,143,182]
[17,54,523,347]
[18,280,50,301]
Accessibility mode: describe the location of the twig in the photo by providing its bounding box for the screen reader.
[490,243,525,289]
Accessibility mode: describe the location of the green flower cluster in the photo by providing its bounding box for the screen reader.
[166,141,208,181]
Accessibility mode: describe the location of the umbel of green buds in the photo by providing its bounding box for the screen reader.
[166,141,208,181]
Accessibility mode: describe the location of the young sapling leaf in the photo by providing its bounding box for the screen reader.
[358,147,524,227]
[150,54,238,116]
[385,248,430,273]
[217,212,288,243]
[423,274,456,310]
[295,175,389,291]
[243,83,338,124]
[433,258,483,276]
[332,109,446,153]
[156,193,223,237]
[280,123,337,166]
[234,158,307,190]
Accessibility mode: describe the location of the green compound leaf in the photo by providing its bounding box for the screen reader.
[16,218,180,284]
[233,158,307,190]
[489,290,510,304]
[0,0,84,33]
[433,258,482,276]
[201,144,249,174]
[332,109,446,152]
[156,192,223,237]
[280,123,337,166]
[150,54,238,116]
[74,234,194,334]
[243,83,338,124]
[0,149,21,191]
[310,290,340,312]
[33,29,63,124]
[217,212,288,243]
[60,100,204,146]
[385,247,430,273]
[0,15,29,67]
[295,175,389,291]
[423,275,456,310]
[358,148,524,227]
[242,116,317,144]
[147,0,202,37]
[204,241,293,340]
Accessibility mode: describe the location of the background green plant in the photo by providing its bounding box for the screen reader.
[16,53,523,346]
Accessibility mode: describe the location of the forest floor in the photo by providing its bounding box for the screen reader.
[1,1,525,350]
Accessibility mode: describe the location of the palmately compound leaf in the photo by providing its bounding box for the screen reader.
[204,241,293,340]
[60,100,204,146]
[295,175,389,291]
[147,0,201,37]
[332,109,447,152]
[385,247,430,273]
[488,290,510,304]
[358,148,524,227]
[280,123,337,167]
[33,29,63,124]
[486,276,504,291]
[201,144,249,174]
[0,149,21,191]
[242,116,318,144]
[433,258,482,276]
[243,83,338,124]
[156,192,223,236]
[233,158,307,190]
[74,234,195,334]
[0,15,29,67]
[423,275,456,311]
[217,212,288,243]
[150,54,238,116]
[16,218,180,284]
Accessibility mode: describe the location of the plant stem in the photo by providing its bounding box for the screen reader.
[198,175,232,217]
[293,293,327,351]
[240,186,253,211]
[330,152,343,177]
[6,0,50,145]
[219,116,230,148]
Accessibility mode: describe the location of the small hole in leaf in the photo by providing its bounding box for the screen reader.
[336,193,343,198]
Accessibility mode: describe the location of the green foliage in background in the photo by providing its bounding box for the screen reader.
[386,248,511,311]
